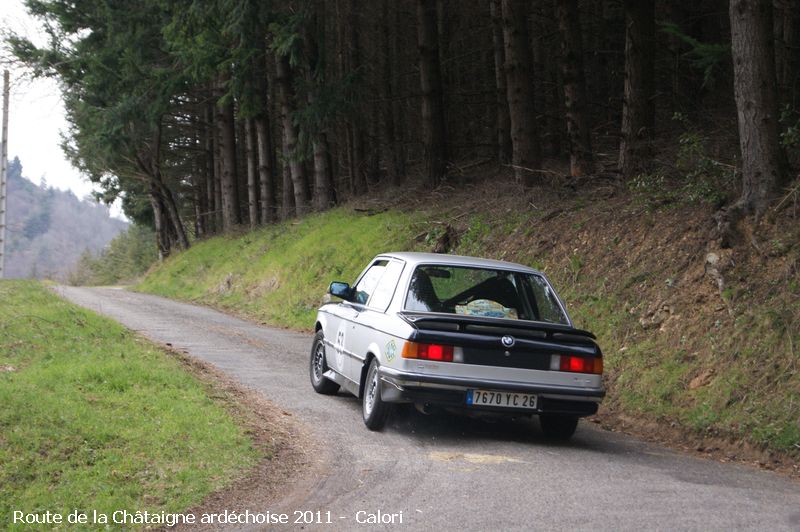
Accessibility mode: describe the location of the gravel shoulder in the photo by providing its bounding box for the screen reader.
[55,286,800,531]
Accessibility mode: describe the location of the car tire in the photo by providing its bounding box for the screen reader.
[309,331,340,395]
[362,358,392,431]
[539,414,579,441]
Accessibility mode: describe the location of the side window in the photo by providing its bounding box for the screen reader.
[352,260,388,305]
[367,260,404,311]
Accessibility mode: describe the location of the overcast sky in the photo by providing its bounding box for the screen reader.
[2,0,125,219]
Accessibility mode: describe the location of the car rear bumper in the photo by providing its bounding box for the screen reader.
[378,366,604,417]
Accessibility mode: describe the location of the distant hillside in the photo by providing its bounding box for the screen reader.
[3,157,127,280]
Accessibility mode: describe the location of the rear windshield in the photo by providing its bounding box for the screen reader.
[404,265,569,325]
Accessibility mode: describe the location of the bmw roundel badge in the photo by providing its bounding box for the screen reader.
[501,335,515,348]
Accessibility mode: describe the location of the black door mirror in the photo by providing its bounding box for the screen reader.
[329,281,352,300]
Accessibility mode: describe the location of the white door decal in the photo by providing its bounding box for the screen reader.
[334,323,347,371]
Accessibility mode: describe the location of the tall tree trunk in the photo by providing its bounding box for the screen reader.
[529,3,546,149]
[275,54,309,216]
[245,118,259,229]
[193,186,202,239]
[307,94,335,210]
[349,124,366,194]
[556,0,594,177]
[214,149,223,230]
[307,87,335,210]
[730,0,787,215]
[366,117,380,186]
[236,118,247,218]
[149,186,168,260]
[346,0,367,195]
[257,61,278,224]
[436,0,451,146]
[313,134,335,210]
[501,0,541,186]
[211,105,224,232]
[490,0,512,164]
[588,0,615,129]
[304,11,336,210]
[216,75,241,230]
[618,0,655,179]
[192,158,205,239]
[774,0,799,106]
[141,122,190,252]
[417,0,448,186]
[380,0,402,185]
[539,0,563,157]
[281,122,296,219]
[153,176,190,251]
[193,124,206,238]
[204,104,216,235]
[255,114,277,223]
[392,0,407,179]
[163,210,178,252]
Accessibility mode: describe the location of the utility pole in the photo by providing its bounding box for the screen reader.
[0,70,8,279]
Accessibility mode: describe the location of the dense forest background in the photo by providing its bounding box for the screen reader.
[4,156,127,279]
[4,0,799,258]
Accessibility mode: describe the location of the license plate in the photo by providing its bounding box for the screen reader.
[466,389,537,409]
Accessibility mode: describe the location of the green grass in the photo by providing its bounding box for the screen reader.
[0,281,259,531]
[139,208,418,329]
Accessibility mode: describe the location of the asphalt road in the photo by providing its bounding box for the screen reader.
[55,287,800,531]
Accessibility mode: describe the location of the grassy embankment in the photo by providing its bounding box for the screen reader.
[138,188,800,457]
[0,281,259,529]
[138,209,418,328]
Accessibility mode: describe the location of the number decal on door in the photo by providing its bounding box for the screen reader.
[334,325,346,371]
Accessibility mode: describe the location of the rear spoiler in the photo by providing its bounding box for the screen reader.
[398,311,597,341]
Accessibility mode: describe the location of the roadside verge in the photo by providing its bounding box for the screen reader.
[0,280,312,530]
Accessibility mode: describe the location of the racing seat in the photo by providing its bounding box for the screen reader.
[406,269,441,312]
[478,277,521,314]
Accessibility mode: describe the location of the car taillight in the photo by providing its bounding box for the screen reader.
[401,342,454,362]
[550,354,603,374]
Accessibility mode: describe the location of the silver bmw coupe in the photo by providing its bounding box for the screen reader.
[310,252,604,440]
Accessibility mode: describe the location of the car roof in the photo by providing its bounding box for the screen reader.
[377,252,541,274]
